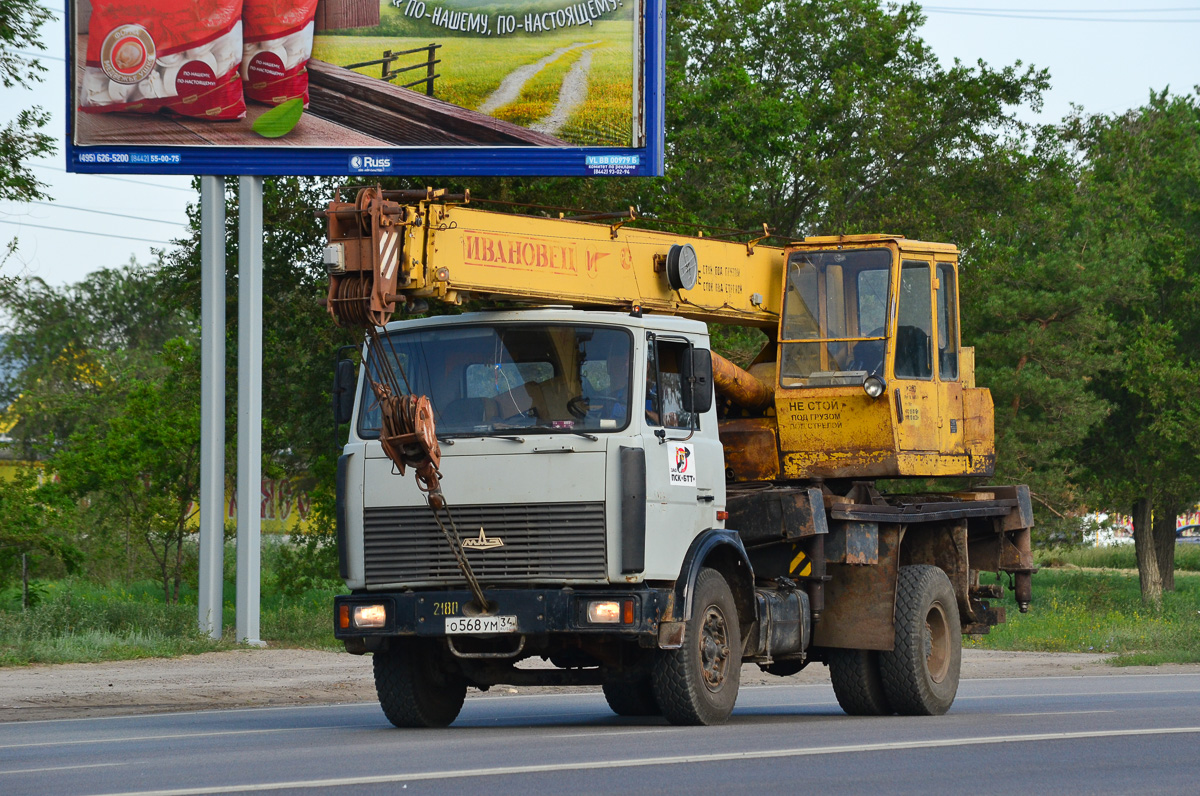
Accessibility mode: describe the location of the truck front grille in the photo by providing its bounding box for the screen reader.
[363,502,607,585]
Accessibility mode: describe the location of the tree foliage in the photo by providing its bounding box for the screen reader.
[0,0,55,202]
[0,469,80,594]
[1065,92,1200,602]
[0,259,192,460]
[1,0,1198,611]
[162,176,360,479]
[51,339,202,603]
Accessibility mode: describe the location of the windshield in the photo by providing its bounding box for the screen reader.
[780,248,892,387]
[358,324,633,438]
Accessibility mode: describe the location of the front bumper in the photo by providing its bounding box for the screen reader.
[334,587,670,641]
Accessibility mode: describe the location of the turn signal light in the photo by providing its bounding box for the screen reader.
[338,604,350,629]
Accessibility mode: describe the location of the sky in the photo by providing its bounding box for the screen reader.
[0,1,1197,290]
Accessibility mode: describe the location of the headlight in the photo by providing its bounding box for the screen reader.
[587,601,621,623]
[353,604,388,629]
[863,374,886,399]
[586,599,634,624]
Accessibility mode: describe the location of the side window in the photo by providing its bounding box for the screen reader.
[936,263,959,381]
[646,338,697,429]
[857,268,888,336]
[895,261,933,380]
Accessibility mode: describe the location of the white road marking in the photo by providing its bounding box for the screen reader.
[553,727,689,739]
[1001,710,1114,717]
[957,688,1200,700]
[0,725,361,751]
[85,725,1200,796]
[1,762,128,776]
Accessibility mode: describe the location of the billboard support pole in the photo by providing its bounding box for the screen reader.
[236,176,265,646]
[198,175,226,640]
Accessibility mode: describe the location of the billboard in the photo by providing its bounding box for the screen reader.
[65,0,664,176]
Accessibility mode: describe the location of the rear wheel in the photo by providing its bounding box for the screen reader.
[652,568,742,726]
[880,565,962,716]
[373,639,467,728]
[828,648,892,716]
[602,677,661,717]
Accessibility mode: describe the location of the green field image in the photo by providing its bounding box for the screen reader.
[313,3,635,146]
[322,0,634,39]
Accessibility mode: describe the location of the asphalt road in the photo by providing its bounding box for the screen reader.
[3,673,1199,795]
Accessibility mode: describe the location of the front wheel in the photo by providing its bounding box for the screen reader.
[879,565,962,716]
[373,639,467,728]
[652,567,742,726]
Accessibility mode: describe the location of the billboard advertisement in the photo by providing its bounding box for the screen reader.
[65,0,664,176]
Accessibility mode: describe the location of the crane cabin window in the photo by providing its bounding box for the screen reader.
[937,263,959,381]
[780,248,892,387]
[895,261,933,380]
[358,324,633,438]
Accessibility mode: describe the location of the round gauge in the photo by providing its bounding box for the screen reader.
[667,243,699,291]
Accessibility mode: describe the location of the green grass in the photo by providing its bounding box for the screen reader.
[8,549,1199,667]
[311,21,633,145]
[0,578,341,666]
[558,37,634,147]
[490,44,596,128]
[1036,543,1200,571]
[967,566,1200,665]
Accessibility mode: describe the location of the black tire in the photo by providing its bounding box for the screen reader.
[880,565,962,716]
[602,678,661,717]
[652,568,742,726]
[373,640,467,728]
[827,649,893,716]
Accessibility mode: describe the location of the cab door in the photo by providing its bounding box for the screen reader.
[641,334,722,579]
[892,259,939,452]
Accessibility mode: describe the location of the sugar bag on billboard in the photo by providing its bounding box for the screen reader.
[241,0,317,107]
[79,0,246,120]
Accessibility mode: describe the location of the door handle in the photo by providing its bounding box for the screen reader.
[894,388,903,423]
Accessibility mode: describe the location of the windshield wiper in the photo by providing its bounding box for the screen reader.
[565,430,598,441]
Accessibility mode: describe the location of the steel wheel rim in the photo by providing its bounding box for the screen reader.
[924,602,951,684]
[700,604,730,692]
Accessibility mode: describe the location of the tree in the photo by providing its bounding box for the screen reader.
[163,176,360,479]
[51,338,203,603]
[0,468,80,605]
[0,258,193,461]
[961,128,1123,539]
[1068,92,1200,604]
[0,0,55,201]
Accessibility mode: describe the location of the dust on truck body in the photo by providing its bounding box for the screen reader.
[327,188,1036,727]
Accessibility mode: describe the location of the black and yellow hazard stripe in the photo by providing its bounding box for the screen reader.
[788,548,812,577]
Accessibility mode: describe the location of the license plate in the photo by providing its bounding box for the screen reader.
[445,615,518,634]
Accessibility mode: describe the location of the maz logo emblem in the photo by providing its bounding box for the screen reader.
[462,527,504,550]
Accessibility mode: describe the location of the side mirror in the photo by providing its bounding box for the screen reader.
[333,359,357,425]
[680,347,713,414]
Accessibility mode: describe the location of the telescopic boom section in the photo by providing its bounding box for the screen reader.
[322,187,788,329]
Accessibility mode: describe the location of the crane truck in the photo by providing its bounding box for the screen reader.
[324,187,1035,727]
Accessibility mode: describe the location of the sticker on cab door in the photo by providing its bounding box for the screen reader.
[669,443,696,486]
